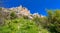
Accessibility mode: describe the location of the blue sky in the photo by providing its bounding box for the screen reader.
[1,0,60,15]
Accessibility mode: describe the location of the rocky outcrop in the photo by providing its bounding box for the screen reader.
[1,5,45,20]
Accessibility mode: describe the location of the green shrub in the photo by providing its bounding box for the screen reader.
[0,18,39,33]
[10,11,16,19]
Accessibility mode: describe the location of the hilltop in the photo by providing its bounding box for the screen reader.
[1,5,45,19]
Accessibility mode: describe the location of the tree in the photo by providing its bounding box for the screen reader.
[47,10,60,33]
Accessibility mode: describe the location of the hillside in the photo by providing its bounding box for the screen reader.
[0,6,60,33]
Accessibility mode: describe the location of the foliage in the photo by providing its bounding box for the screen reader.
[47,10,60,33]
[0,18,39,33]
[10,11,17,19]
[1,8,60,33]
